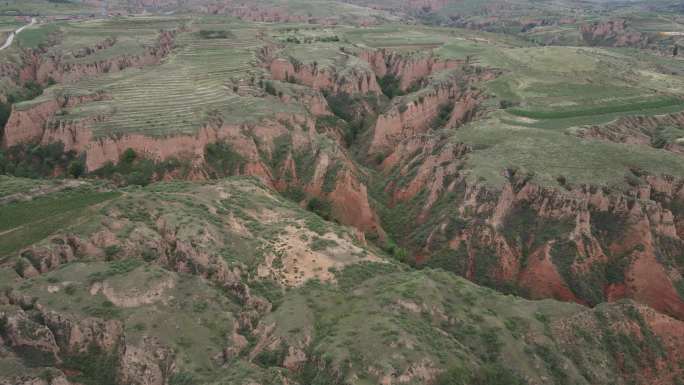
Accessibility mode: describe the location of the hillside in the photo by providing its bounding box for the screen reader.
[0,1,684,384]
[1,177,683,385]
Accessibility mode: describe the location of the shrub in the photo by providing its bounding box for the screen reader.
[205,141,246,177]
[431,102,454,128]
[383,240,409,263]
[271,134,291,170]
[141,248,157,262]
[254,345,287,367]
[62,346,118,385]
[198,30,233,39]
[120,148,137,164]
[307,198,333,221]
[169,372,195,385]
[193,301,208,313]
[14,258,27,275]
[325,92,356,122]
[322,163,341,193]
[282,186,305,203]
[423,247,468,275]
[676,280,684,301]
[264,81,277,96]
[67,159,86,178]
[0,142,79,178]
[64,284,77,295]
[435,363,525,385]
[377,74,402,98]
[104,245,121,259]
[310,237,338,251]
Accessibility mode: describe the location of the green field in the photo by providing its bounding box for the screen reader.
[0,0,96,16]
[507,96,684,121]
[0,187,120,258]
[33,18,304,137]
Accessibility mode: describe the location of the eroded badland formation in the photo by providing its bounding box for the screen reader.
[1,0,684,384]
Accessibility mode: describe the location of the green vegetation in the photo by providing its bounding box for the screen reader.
[0,187,119,258]
[198,30,234,39]
[0,142,81,179]
[431,102,454,128]
[501,202,574,264]
[508,97,684,120]
[39,20,299,139]
[310,236,338,251]
[205,142,246,177]
[2,4,684,384]
[16,23,61,49]
[93,148,189,186]
[307,197,333,221]
[377,74,402,99]
[435,364,526,385]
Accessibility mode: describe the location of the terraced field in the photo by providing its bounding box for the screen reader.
[55,17,185,64]
[57,21,299,137]
[0,16,22,35]
[0,0,96,16]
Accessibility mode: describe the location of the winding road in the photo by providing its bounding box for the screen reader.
[0,17,37,51]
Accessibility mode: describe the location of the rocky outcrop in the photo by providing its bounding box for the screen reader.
[0,304,174,385]
[0,29,176,102]
[580,19,650,47]
[41,311,124,355]
[382,134,470,208]
[2,91,108,148]
[117,337,175,385]
[359,49,463,90]
[369,71,493,154]
[576,110,684,156]
[72,37,117,59]
[276,86,331,116]
[0,374,74,385]
[0,309,61,365]
[552,301,684,384]
[2,98,62,146]
[269,57,381,94]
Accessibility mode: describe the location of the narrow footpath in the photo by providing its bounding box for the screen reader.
[0,17,37,51]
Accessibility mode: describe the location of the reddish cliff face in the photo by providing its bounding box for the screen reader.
[369,71,493,154]
[269,58,381,95]
[2,91,109,148]
[383,133,684,319]
[359,49,463,91]
[278,90,331,116]
[2,99,62,147]
[580,19,650,47]
[3,95,383,235]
